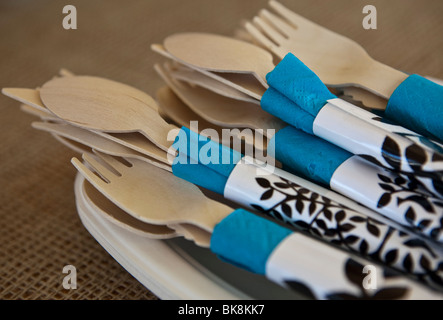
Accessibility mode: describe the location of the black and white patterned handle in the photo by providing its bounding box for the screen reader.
[330,155,443,242]
[327,98,443,155]
[313,100,443,199]
[266,232,442,300]
[224,160,443,290]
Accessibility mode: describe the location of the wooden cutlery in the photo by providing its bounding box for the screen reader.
[72,152,232,233]
[81,179,177,239]
[152,43,266,100]
[71,151,442,299]
[155,63,286,137]
[245,0,408,99]
[32,121,172,172]
[39,76,176,152]
[163,33,273,89]
[3,86,173,164]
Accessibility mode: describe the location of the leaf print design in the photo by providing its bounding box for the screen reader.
[359,136,443,198]
[373,171,443,241]
[384,249,398,265]
[377,193,391,208]
[260,189,273,200]
[381,136,402,171]
[256,177,270,188]
[251,175,443,290]
[372,114,443,154]
[405,143,427,171]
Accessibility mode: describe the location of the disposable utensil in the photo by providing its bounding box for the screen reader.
[6,75,443,289]
[261,54,443,198]
[163,32,273,89]
[246,1,407,98]
[82,179,177,238]
[71,151,441,300]
[3,87,172,164]
[170,64,259,104]
[270,126,443,243]
[155,63,286,136]
[38,76,176,152]
[81,177,212,246]
[155,86,268,153]
[73,152,230,232]
[246,1,443,142]
[152,43,265,100]
[159,32,441,151]
[32,121,171,172]
[339,86,387,111]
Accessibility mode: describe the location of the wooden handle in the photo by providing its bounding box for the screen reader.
[355,60,408,99]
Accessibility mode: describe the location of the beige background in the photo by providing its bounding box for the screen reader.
[1,0,442,299]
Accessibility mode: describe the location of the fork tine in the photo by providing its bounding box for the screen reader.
[71,157,109,188]
[244,21,282,57]
[252,15,286,45]
[92,150,132,173]
[82,152,119,182]
[269,0,320,31]
[259,9,294,37]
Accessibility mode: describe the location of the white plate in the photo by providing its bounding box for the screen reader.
[74,173,304,300]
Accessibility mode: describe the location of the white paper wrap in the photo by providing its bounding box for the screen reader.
[330,156,443,242]
[265,233,440,300]
[223,158,443,290]
[313,100,443,198]
[327,98,443,154]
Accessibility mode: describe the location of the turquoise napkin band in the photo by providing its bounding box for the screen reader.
[210,208,292,274]
[172,158,228,194]
[265,53,336,117]
[261,87,315,135]
[266,53,443,143]
[386,74,443,143]
[268,126,352,186]
[171,126,243,194]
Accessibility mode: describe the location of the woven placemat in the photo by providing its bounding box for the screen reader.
[1,0,442,300]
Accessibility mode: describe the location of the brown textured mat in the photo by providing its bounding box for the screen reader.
[1,0,442,300]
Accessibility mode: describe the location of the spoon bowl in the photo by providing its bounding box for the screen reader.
[39,75,176,152]
[163,32,275,88]
[155,63,285,137]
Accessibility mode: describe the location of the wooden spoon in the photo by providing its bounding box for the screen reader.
[156,86,225,137]
[38,75,177,152]
[170,64,259,104]
[156,84,261,146]
[20,103,58,120]
[155,63,286,137]
[152,43,265,100]
[3,87,172,163]
[156,86,268,153]
[2,88,48,114]
[163,32,274,89]
[32,121,171,172]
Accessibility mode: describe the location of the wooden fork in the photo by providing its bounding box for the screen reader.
[245,0,408,99]
[71,152,231,233]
